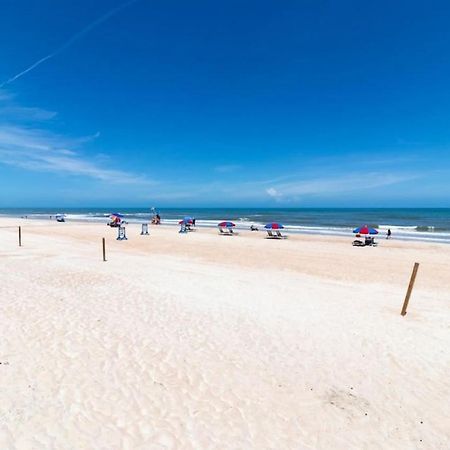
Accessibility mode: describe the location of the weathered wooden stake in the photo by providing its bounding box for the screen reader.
[18,226,22,247]
[102,237,106,262]
[401,262,420,316]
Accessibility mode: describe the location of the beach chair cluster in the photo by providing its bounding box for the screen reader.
[179,217,195,233]
[178,218,288,238]
[216,220,287,238]
[264,222,287,239]
[218,221,236,235]
[352,225,379,247]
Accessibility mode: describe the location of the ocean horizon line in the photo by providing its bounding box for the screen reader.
[2,206,450,210]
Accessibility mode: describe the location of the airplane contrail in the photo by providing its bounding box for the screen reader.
[0,0,140,88]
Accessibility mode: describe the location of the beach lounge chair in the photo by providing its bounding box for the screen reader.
[219,227,235,235]
[364,237,378,246]
[266,230,284,239]
[266,229,286,239]
[352,238,377,247]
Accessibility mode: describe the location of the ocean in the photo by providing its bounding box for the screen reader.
[1,207,450,243]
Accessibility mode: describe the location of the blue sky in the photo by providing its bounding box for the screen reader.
[1,0,450,207]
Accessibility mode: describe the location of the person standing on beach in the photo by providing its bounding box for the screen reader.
[387,229,392,239]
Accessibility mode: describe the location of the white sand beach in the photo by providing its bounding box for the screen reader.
[1,217,450,449]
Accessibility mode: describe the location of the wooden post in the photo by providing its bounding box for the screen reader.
[18,226,22,247]
[401,262,420,316]
[102,237,106,262]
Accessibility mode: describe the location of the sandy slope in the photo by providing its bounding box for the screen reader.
[1,218,450,449]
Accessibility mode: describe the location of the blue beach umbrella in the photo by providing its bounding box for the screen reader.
[111,212,124,218]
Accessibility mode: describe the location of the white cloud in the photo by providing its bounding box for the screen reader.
[0,93,153,186]
[263,172,419,200]
[0,126,151,185]
[0,105,57,121]
[266,187,282,198]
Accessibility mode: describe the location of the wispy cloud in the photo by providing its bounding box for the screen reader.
[0,93,153,185]
[264,171,420,201]
[0,105,57,122]
[0,125,151,185]
[0,0,140,88]
[134,167,422,205]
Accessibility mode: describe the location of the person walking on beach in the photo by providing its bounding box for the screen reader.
[387,229,392,239]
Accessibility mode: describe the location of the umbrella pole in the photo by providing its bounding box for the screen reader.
[18,226,22,247]
[401,262,420,316]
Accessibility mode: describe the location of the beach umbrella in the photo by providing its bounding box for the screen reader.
[181,217,193,224]
[110,213,123,225]
[265,222,284,230]
[218,221,235,228]
[353,225,378,235]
